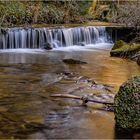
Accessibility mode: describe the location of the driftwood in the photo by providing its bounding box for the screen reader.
[50,94,114,105]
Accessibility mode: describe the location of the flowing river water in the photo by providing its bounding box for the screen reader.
[0,26,140,139]
[0,44,139,139]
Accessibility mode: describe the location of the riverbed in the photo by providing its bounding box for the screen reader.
[0,44,139,139]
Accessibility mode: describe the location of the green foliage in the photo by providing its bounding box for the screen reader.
[41,4,64,24]
[0,1,92,26]
[0,1,32,26]
[6,2,31,24]
[77,1,92,16]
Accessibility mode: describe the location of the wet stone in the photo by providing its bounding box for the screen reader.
[63,59,87,64]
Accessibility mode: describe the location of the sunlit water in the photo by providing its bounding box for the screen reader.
[0,44,139,139]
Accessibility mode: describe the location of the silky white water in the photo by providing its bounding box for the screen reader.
[0,26,112,49]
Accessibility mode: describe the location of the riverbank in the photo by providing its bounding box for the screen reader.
[0,22,124,29]
[0,1,125,28]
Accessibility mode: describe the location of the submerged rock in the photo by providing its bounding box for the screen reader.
[114,76,140,130]
[63,59,87,64]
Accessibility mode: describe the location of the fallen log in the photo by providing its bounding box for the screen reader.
[50,94,114,105]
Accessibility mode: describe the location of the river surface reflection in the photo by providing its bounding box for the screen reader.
[0,45,139,139]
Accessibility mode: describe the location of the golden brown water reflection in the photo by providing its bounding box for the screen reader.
[0,47,139,139]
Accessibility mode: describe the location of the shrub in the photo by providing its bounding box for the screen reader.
[0,1,33,26]
[41,4,64,24]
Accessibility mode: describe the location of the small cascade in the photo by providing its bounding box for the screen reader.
[0,26,111,49]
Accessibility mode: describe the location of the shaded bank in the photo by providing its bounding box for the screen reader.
[106,27,140,43]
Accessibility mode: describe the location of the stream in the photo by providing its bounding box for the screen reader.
[0,43,140,139]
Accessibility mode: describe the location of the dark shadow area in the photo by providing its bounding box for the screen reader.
[114,125,140,139]
[106,27,140,43]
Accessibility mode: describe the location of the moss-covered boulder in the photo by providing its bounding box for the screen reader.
[110,41,140,58]
[114,76,140,130]
[112,40,126,50]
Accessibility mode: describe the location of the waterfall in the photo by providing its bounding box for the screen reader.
[0,26,111,49]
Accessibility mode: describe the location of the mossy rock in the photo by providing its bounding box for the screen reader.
[112,40,126,50]
[110,42,140,58]
[114,76,140,130]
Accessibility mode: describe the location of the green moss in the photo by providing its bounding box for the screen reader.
[0,1,32,26]
[112,40,126,50]
[110,42,140,58]
[114,76,140,129]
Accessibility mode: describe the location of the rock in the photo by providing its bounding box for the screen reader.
[63,59,87,64]
[114,76,140,130]
[110,40,140,67]
[43,42,53,50]
[110,41,140,58]
[76,42,86,46]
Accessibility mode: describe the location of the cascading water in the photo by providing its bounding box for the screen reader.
[0,26,111,49]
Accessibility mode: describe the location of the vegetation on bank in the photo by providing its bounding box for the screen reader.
[0,1,140,27]
[0,1,92,27]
